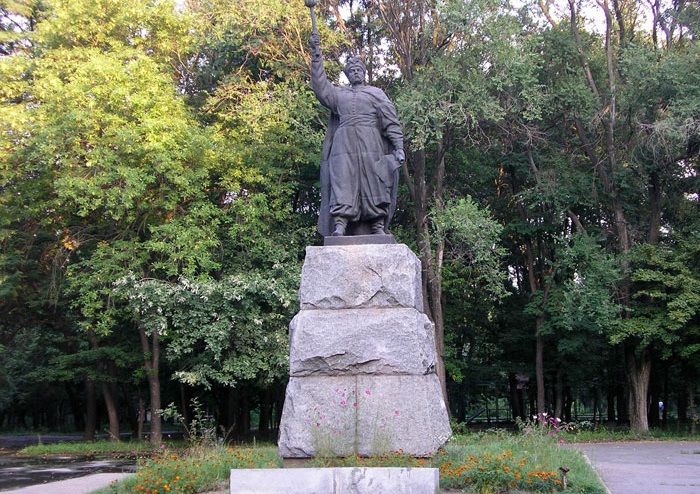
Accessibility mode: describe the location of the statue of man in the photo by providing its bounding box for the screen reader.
[310,32,405,237]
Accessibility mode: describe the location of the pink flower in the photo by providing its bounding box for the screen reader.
[365,389,371,396]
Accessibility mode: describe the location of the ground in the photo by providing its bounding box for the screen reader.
[571,441,700,494]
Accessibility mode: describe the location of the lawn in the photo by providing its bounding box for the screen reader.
[21,424,699,493]
[86,432,605,494]
[18,440,180,459]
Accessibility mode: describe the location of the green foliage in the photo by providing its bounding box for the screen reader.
[34,0,191,64]
[539,235,621,346]
[1,0,699,440]
[561,427,700,443]
[99,446,282,494]
[438,434,605,493]
[161,398,219,447]
[117,267,296,388]
[97,438,605,494]
[19,440,162,457]
[433,197,508,301]
[612,235,700,355]
[0,324,68,417]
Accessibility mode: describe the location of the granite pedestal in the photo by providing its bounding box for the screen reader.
[278,243,451,458]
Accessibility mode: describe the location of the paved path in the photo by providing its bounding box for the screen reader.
[1,473,132,493]
[0,456,135,491]
[573,441,700,494]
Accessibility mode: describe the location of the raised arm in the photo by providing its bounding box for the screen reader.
[309,32,337,111]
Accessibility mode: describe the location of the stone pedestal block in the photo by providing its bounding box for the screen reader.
[230,467,440,494]
[289,308,435,376]
[278,374,451,458]
[299,244,423,311]
[279,243,451,459]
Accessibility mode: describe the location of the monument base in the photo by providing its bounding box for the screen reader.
[278,243,451,460]
[278,374,450,458]
[230,467,439,494]
[323,233,396,246]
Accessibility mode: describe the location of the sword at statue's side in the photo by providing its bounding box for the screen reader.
[305,0,318,34]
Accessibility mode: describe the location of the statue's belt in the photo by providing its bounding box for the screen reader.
[337,115,378,128]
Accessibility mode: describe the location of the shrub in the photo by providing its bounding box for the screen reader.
[437,449,562,493]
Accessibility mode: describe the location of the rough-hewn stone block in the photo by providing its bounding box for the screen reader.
[278,374,451,458]
[289,308,436,376]
[299,245,423,311]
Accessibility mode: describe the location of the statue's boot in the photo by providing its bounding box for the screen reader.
[332,217,348,236]
[370,218,384,235]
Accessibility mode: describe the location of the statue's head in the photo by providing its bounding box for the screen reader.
[343,56,366,86]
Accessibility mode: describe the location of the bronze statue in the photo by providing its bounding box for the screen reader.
[306,1,405,237]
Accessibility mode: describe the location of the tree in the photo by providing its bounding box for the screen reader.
[532,0,700,430]
[1,0,216,442]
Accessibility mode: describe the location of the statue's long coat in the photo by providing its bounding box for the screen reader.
[311,55,404,236]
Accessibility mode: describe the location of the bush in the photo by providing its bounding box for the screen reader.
[437,449,561,493]
[100,446,281,494]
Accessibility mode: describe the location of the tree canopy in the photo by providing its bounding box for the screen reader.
[0,0,697,437]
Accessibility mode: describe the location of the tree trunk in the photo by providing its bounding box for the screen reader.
[147,362,161,445]
[137,394,145,442]
[535,330,545,421]
[555,368,564,420]
[259,388,272,439]
[625,345,651,433]
[525,234,548,423]
[662,365,669,427]
[677,385,688,423]
[65,384,84,432]
[274,382,285,431]
[648,365,660,427]
[428,245,447,406]
[616,382,628,424]
[227,388,237,433]
[410,146,449,408]
[101,381,120,441]
[86,332,119,441]
[508,373,523,420]
[138,323,161,445]
[179,383,189,425]
[237,402,251,438]
[607,381,616,423]
[688,382,697,435]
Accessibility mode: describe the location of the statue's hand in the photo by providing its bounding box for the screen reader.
[393,149,406,163]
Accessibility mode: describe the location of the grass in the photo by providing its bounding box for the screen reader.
[442,432,605,493]
[561,427,699,443]
[13,425,696,493]
[92,431,605,494]
[18,440,183,459]
[20,425,696,493]
[94,445,281,494]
